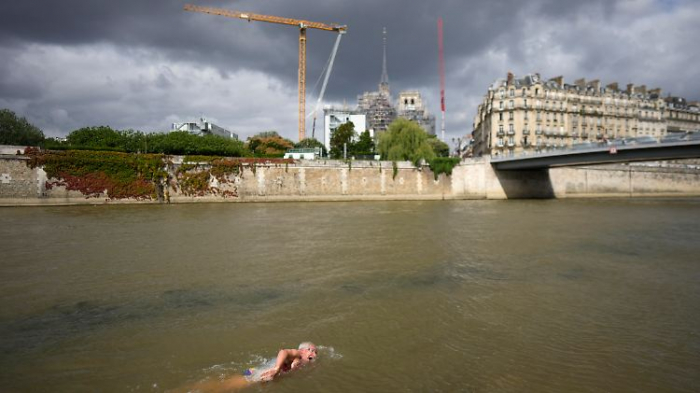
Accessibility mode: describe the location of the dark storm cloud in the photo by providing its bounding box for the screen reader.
[1,0,699,142]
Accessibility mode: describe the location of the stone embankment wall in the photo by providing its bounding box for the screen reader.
[1,153,700,205]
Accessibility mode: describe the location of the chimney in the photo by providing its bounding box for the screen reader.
[588,79,601,91]
[606,82,619,91]
[637,85,647,95]
[550,76,564,87]
[574,78,586,88]
[626,83,635,94]
[649,88,662,97]
[507,72,514,85]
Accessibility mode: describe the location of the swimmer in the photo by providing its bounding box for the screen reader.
[178,342,317,392]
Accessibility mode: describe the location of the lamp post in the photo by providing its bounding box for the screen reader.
[451,137,463,157]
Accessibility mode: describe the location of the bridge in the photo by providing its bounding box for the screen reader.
[491,140,700,170]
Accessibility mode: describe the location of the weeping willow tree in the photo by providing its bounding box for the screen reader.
[377,118,436,166]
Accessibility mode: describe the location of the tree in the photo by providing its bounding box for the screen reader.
[66,126,123,150]
[246,132,294,157]
[329,121,356,159]
[353,130,375,156]
[427,135,450,157]
[295,137,327,156]
[377,118,436,166]
[0,109,45,146]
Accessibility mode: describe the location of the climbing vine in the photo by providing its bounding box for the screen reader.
[428,157,461,180]
[24,148,167,199]
[175,157,294,197]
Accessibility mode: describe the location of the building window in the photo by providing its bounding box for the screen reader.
[499,112,503,121]
[522,88,526,96]
[509,111,514,120]
[509,89,515,97]
[524,112,529,120]
[509,100,514,109]
[509,124,514,132]
[499,101,504,109]
[499,89,505,99]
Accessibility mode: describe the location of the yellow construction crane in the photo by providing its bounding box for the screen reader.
[184,4,347,141]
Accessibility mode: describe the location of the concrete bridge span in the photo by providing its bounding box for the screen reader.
[491,140,700,170]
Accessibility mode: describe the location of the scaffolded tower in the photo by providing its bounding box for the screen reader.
[397,91,436,135]
[357,28,396,134]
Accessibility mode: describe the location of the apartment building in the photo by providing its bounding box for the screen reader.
[471,73,697,156]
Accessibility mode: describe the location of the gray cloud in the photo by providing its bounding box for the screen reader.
[1,0,699,145]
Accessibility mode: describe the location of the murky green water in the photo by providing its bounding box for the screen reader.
[1,200,699,392]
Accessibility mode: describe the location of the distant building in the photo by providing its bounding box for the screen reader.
[323,108,368,151]
[171,118,238,140]
[665,97,700,134]
[470,72,700,156]
[356,28,397,136]
[357,91,396,135]
[397,91,436,135]
[333,29,435,142]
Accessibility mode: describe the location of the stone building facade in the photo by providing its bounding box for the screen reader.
[397,91,436,135]
[665,97,700,133]
[471,72,700,156]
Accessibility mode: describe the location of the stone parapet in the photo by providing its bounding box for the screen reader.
[1,154,699,206]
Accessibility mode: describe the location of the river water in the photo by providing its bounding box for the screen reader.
[1,199,699,392]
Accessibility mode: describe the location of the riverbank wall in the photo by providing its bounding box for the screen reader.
[1,152,699,205]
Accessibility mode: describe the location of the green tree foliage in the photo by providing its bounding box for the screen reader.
[377,118,436,166]
[148,132,247,156]
[427,135,450,157]
[295,137,327,156]
[58,126,247,156]
[428,157,461,180]
[246,132,294,157]
[66,126,123,150]
[353,130,375,155]
[329,121,356,159]
[0,109,45,146]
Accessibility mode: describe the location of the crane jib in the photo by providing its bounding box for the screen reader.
[183,3,347,141]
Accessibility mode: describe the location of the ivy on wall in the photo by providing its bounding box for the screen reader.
[176,157,295,197]
[25,148,166,199]
[428,157,461,181]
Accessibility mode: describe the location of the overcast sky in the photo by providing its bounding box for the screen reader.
[1,0,699,147]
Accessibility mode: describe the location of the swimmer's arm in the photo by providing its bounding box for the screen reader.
[262,349,299,380]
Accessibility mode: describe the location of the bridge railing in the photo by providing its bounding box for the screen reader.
[492,132,700,162]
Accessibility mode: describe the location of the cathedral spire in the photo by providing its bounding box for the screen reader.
[379,27,390,96]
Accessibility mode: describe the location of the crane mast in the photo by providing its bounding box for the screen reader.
[183,4,347,141]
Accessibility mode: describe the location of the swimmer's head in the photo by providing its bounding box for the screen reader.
[298,342,317,362]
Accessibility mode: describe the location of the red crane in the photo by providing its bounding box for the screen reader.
[438,18,446,142]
